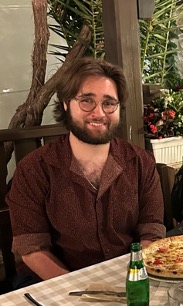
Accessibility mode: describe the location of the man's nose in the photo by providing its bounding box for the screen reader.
[91,103,105,116]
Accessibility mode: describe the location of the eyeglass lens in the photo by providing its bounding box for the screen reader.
[75,97,119,114]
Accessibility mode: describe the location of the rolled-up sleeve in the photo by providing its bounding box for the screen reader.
[6,155,51,256]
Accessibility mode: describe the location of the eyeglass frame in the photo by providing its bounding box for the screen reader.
[73,96,120,114]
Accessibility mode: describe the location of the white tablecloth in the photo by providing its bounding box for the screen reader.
[0,254,170,305]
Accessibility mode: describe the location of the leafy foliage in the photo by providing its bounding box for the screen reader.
[140,0,183,85]
[47,0,104,61]
[48,0,183,86]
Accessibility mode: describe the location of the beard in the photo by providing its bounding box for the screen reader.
[66,105,121,145]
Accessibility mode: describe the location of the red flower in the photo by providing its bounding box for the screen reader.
[162,110,176,120]
[150,124,157,133]
[167,110,176,119]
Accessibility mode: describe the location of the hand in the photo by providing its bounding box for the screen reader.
[140,240,152,249]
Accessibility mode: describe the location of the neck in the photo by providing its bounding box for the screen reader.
[69,132,110,162]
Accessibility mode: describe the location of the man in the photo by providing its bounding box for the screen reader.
[6,57,166,284]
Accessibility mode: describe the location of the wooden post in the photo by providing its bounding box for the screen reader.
[137,0,154,18]
[102,0,154,147]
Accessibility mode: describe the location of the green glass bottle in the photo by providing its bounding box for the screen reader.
[126,242,149,306]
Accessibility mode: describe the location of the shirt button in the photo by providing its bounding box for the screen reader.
[105,248,110,254]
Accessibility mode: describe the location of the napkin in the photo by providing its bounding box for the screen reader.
[80,282,126,302]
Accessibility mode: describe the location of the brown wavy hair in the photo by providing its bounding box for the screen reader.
[54,57,128,127]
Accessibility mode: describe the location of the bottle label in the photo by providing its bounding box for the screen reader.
[128,267,148,281]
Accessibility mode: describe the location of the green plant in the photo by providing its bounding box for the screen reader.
[47,0,104,60]
[47,0,183,86]
[140,0,183,85]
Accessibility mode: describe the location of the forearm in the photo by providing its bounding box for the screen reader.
[22,250,69,280]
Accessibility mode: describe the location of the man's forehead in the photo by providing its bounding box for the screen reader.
[78,75,117,93]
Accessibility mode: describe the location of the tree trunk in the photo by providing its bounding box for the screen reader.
[8,0,49,130]
[5,1,91,163]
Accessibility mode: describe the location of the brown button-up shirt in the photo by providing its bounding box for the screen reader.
[6,134,166,271]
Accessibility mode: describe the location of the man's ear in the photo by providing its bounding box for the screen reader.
[63,101,67,111]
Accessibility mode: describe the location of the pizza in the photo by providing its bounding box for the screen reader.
[142,236,183,279]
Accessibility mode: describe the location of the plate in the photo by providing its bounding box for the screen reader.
[149,274,183,284]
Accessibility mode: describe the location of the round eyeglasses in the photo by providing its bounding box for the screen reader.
[73,97,120,114]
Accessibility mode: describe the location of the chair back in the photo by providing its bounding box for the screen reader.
[156,163,174,231]
[0,124,67,279]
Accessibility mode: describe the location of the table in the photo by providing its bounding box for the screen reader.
[0,254,170,305]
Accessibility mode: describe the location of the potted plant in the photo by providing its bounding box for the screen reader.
[144,89,183,164]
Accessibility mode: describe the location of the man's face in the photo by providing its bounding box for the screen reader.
[65,75,121,144]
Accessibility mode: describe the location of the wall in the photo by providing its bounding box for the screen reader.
[0,0,65,129]
[0,0,66,181]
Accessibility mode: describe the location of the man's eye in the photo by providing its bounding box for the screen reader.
[80,98,94,104]
[103,101,117,106]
